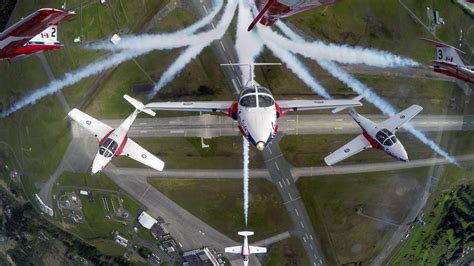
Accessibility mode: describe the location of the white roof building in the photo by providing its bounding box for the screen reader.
[138,211,157,229]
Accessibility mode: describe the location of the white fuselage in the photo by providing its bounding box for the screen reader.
[91,110,139,174]
[349,110,409,161]
[241,235,250,266]
[236,87,278,151]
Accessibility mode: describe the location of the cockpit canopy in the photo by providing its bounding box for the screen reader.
[239,86,274,108]
[99,138,118,158]
[375,128,398,146]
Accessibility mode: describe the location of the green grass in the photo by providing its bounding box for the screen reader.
[0,98,70,197]
[297,168,429,264]
[286,0,473,63]
[148,178,292,241]
[390,183,474,265]
[90,239,128,257]
[113,137,264,169]
[52,172,141,240]
[262,237,309,266]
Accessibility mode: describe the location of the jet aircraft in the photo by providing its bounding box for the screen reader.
[324,105,423,165]
[0,8,75,62]
[225,231,266,266]
[68,95,165,174]
[146,63,362,151]
[248,0,341,31]
[421,38,473,84]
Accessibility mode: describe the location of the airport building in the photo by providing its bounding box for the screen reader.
[138,211,158,229]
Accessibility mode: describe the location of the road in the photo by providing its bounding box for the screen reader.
[262,133,326,266]
[101,114,474,139]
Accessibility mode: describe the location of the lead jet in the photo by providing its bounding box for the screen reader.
[68,95,165,174]
[225,231,266,266]
[248,0,341,31]
[421,38,474,84]
[0,8,75,62]
[146,63,362,151]
[324,105,423,166]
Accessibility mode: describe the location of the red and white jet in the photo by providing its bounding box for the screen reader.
[421,38,474,84]
[248,0,341,31]
[225,231,266,266]
[68,95,165,174]
[324,105,423,165]
[0,8,75,62]
[146,64,362,151]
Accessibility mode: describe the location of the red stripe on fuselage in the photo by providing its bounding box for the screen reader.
[115,135,128,157]
[99,130,114,145]
[362,131,400,160]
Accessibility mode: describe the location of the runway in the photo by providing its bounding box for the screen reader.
[101,114,474,139]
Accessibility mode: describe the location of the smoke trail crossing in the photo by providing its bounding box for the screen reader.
[147,1,238,99]
[260,25,419,68]
[85,0,225,52]
[235,0,264,83]
[277,22,458,165]
[243,137,250,226]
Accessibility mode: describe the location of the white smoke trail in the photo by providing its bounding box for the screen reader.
[262,39,332,99]
[85,0,225,52]
[243,137,250,226]
[276,22,458,165]
[259,25,419,68]
[1,50,142,117]
[1,1,235,118]
[235,0,264,83]
[148,44,207,99]
[318,59,458,165]
[147,1,239,99]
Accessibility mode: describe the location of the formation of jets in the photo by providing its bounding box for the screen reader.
[2,2,470,265]
[146,64,362,151]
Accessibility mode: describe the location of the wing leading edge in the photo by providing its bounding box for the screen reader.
[145,101,233,113]
[277,99,362,112]
[121,139,165,172]
[324,134,371,166]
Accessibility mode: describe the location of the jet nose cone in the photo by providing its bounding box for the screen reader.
[91,164,101,175]
[256,141,265,151]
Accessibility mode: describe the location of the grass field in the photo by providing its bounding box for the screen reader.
[52,172,142,241]
[390,183,474,265]
[297,168,429,264]
[113,137,264,169]
[262,237,310,266]
[148,178,292,242]
[286,0,473,63]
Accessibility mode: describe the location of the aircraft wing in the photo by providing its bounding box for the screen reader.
[145,101,233,113]
[324,134,371,166]
[0,8,75,58]
[379,105,423,132]
[121,139,165,171]
[225,246,243,254]
[249,246,267,254]
[277,99,362,112]
[68,109,113,140]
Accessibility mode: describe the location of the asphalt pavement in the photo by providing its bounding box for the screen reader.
[100,114,474,139]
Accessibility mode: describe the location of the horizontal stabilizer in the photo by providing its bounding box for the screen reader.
[238,231,254,236]
[123,94,155,116]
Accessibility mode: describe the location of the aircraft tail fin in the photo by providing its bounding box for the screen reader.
[332,95,364,113]
[420,38,465,66]
[123,94,156,116]
[238,231,254,237]
[28,25,61,46]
